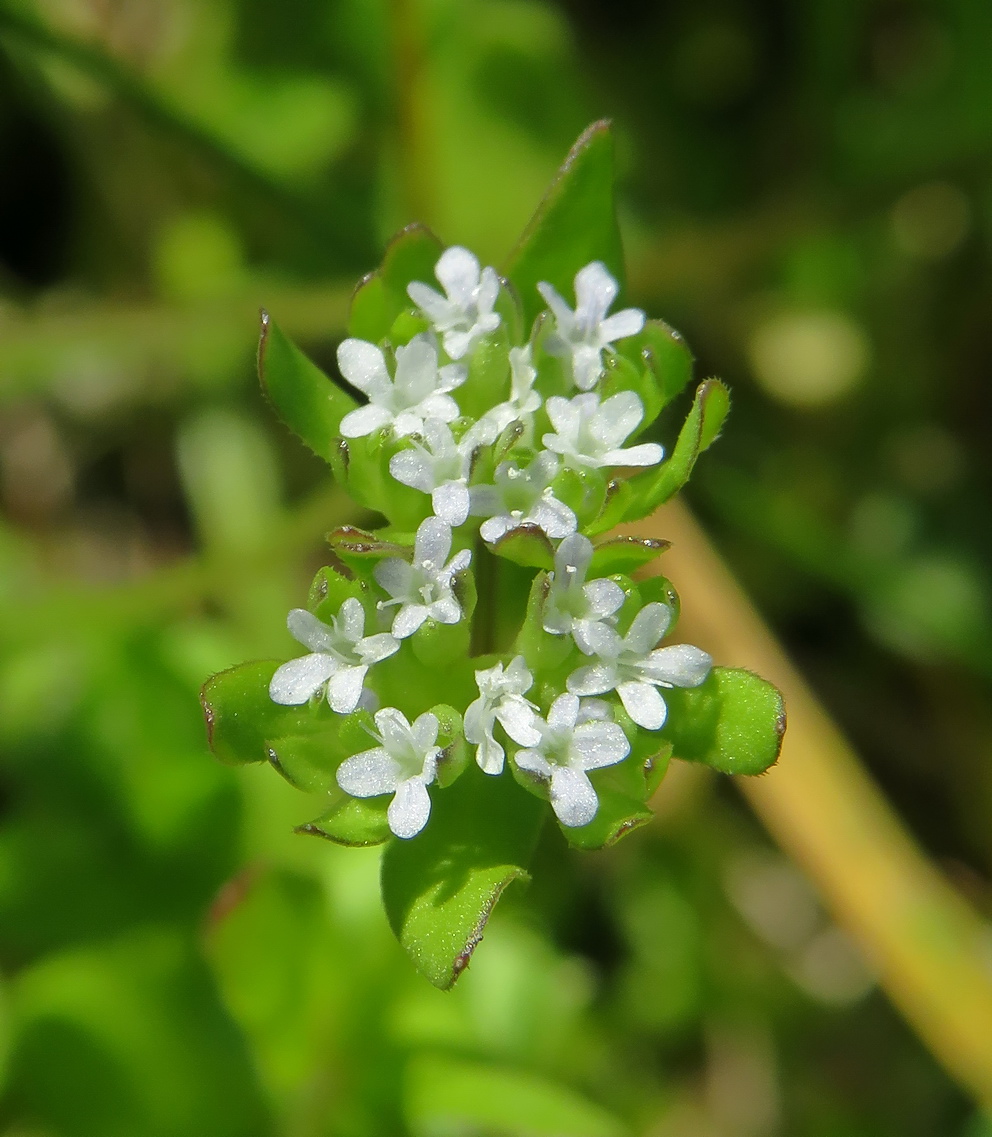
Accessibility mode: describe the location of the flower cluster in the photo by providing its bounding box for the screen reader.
[268,246,712,839]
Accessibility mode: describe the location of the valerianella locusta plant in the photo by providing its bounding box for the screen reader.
[201,122,786,990]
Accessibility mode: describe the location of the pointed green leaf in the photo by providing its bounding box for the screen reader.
[634,318,695,408]
[590,535,670,576]
[503,120,625,326]
[661,666,786,776]
[380,765,545,989]
[297,795,393,847]
[201,661,329,766]
[257,312,357,460]
[489,523,555,569]
[624,379,730,521]
[559,788,654,851]
[350,223,444,341]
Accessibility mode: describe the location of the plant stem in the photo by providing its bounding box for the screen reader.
[625,500,992,1113]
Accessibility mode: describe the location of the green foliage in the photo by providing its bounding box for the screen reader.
[662,667,786,776]
[258,313,357,459]
[381,766,545,989]
[207,119,783,988]
[503,120,626,325]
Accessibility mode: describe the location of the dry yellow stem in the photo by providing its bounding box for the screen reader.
[625,500,992,1110]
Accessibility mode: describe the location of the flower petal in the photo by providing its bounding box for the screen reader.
[623,603,673,655]
[597,391,644,445]
[584,578,625,620]
[407,280,453,325]
[529,495,577,539]
[269,653,337,705]
[432,481,470,526]
[574,261,618,325]
[603,443,664,467]
[617,680,668,729]
[475,734,505,776]
[638,644,713,688]
[536,281,575,329]
[388,778,432,839]
[374,557,414,600]
[286,608,335,652]
[566,662,617,697]
[392,603,429,639]
[339,404,393,439]
[337,746,401,797]
[514,748,553,778]
[336,597,365,642]
[326,663,368,714]
[435,246,481,305]
[411,711,440,751]
[414,515,452,568]
[572,720,631,769]
[598,308,645,344]
[389,450,435,492]
[495,700,542,747]
[549,766,599,828]
[357,632,400,665]
[337,339,390,398]
[572,345,604,392]
[547,692,580,732]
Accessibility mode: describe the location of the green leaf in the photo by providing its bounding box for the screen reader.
[297,794,392,847]
[661,666,786,775]
[503,120,625,327]
[257,312,357,459]
[404,1053,628,1137]
[589,535,670,576]
[380,765,545,989]
[638,318,695,408]
[559,787,654,851]
[489,523,556,569]
[623,379,730,521]
[349,223,444,342]
[201,661,327,765]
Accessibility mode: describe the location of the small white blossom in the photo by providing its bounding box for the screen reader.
[463,656,542,775]
[336,708,441,838]
[471,345,543,443]
[374,516,471,639]
[388,419,474,526]
[269,599,399,713]
[567,602,712,730]
[407,246,501,360]
[538,261,645,391]
[338,333,465,439]
[470,452,577,544]
[543,533,625,653]
[543,391,663,470]
[513,693,630,828]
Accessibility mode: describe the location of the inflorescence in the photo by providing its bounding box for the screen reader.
[269,247,712,838]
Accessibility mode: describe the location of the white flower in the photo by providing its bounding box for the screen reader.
[513,693,630,827]
[566,602,712,730]
[337,333,465,439]
[269,599,399,713]
[463,656,542,775]
[538,261,645,391]
[543,533,625,653]
[388,419,474,526]
[471,345,543,442]
[336,708,441,838]
[373,516,472,639]
[470,452,577,544]
[543,391,663,470]
[407,246,501,360]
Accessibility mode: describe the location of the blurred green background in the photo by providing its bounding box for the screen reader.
[1,0,991,1134]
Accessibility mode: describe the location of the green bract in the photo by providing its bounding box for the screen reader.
[200,121,786,988]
